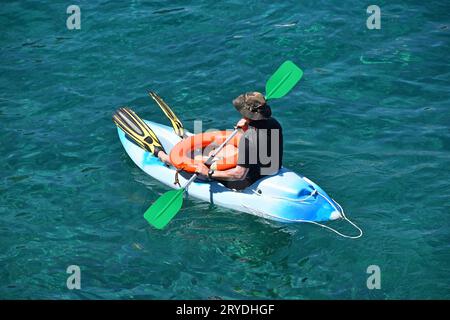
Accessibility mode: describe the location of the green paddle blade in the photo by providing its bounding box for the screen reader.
[265,60,303,100]
[144,188,185,229]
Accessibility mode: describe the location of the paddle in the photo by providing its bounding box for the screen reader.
[144,60,303,229]
[265,60,303,100]
[144,128,239,229]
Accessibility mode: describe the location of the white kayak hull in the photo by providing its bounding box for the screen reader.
[117,120,342,223]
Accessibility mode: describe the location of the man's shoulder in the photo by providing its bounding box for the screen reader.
[267,117,282,130]
[249,117,282,129]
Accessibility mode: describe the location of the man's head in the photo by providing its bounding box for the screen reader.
[232,92,271,121]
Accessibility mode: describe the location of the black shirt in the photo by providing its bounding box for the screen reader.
[222,117,283,190]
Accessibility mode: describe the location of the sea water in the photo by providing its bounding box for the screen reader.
[1,0,449,299]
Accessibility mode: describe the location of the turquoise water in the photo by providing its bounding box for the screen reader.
[1,0,449,299]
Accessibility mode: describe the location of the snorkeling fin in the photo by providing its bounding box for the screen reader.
[148,91,185,138]
[112,107,165,156]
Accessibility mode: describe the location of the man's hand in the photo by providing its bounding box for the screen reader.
[236,118,249,130]
[195,162,209,176]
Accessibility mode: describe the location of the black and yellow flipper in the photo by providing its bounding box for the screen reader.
[112,107,165,156]
[148,91,185,138]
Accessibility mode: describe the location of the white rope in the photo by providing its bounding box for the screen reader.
[242,190,363,239]
[313,192,363,239]
[250,189,316,204]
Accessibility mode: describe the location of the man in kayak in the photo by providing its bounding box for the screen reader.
[115,92,283,190]
[193,92,283,190]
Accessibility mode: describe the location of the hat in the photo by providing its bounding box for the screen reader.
[232,92,272,120]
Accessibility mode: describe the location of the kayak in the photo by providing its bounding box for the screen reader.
[116,120,343,223]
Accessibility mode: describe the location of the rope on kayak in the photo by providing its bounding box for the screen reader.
[173,169,182,187]
[250,189,317,204]
[243,191,363,239]
[314,192,363,239]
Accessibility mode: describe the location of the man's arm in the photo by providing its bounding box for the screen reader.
[195,118,250,180]
[194,162,248,181]
[210,165,248,181]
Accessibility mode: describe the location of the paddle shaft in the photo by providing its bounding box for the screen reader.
[183,128,239,190]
